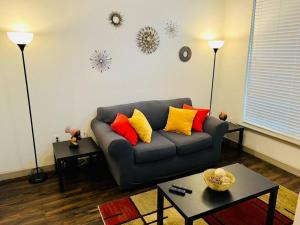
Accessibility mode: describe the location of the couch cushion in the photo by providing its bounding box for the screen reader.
[129,109,152,143]
[134,131,176,164]
[164,106,197,136]
[111,113,138,145]
[158,130,212,155]
[96,98,192,130]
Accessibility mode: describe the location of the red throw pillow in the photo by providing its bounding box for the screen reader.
[111,113,138,145]
[183,104,210,132]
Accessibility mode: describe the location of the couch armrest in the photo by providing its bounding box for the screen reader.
[91,118,134,162]
[203,116,229,155]
[203,116,229,137]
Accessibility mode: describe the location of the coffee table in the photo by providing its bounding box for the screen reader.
[157,163,279,225]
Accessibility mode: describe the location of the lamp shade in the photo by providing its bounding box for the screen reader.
[7,32,33,45]
[208,40,224,49]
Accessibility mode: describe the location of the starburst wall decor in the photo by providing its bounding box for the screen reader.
[165,21,178,38]
[90,50,112,73]
[136,26,160,54]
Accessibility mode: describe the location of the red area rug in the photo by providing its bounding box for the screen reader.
[98,188,295,225]
[204,199,291,225]
[99,197,139,225]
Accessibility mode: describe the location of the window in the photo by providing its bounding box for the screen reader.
[244,0,300,140]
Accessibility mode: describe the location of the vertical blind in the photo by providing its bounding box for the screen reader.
[244,0,300,140]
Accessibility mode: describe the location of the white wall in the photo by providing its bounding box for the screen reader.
[216,0,300,173]
[0,0,226,174]
[1,0,299,177]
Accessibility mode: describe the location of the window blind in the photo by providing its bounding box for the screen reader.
[244,0,300,140]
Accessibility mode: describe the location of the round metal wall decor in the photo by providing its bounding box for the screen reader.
[136,26,160,54]
[90,50,112,73]
[109,12,123,27]
[179,46,192,62]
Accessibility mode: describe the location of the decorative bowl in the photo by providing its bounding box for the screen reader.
[203,169,236,191]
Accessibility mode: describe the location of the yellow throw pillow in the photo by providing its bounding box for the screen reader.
[129,109,152,143]
[164,106,197,136]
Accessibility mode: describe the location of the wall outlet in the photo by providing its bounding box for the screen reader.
[81,130,87,138]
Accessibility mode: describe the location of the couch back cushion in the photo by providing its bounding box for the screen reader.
[97,98,192,130]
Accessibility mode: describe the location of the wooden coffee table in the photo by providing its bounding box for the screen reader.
[157,163,279,225]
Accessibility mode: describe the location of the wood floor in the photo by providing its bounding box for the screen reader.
[0,144,299,225]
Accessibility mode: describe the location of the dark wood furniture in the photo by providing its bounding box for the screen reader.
[225,122,245,151]
[157,163,279,225]
[53,137,100,192]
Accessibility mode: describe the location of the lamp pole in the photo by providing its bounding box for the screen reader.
[18,44,39,181]
[208,40,224,116]
[7,32,47,183]
[209,48,218,116]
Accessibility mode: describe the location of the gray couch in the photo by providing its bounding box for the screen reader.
[91,98,228,189]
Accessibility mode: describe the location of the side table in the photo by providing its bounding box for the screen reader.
[53,137,100,192]
[225,122,245,152]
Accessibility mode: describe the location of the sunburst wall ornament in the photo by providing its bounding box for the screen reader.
[136,26,160,54]
[90,50,112,73]
[165,21,178,38]
[109,12,123,27]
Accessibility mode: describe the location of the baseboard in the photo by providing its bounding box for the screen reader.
[0,165,55,182]
[225,137,300,178]
[243,147,300,177]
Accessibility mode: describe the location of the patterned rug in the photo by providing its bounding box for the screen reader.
[98,186,297,225]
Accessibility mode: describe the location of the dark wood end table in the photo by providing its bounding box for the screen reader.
[53,137,100,192]
[157,163,279,225]
[225,122,245,152]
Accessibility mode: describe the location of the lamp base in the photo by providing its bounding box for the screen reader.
[28,167,48,184]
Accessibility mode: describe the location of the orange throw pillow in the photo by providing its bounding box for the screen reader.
[183,104,210,132]
[111,113,138,145]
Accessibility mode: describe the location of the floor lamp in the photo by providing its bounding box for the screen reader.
[208,40,224,116]
[7,32,48,183]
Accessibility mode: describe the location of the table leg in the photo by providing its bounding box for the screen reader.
[185,219,193,225]
[266,188,278,225]
[88,155,92,164]
[238,129,244,152]
[54,155,58,174]
[57,159,64,192]
[157,188,164,225]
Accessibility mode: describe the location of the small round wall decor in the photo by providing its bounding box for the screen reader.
[136,26,160,54]
[179,46,192,62]
[109,12,123,27]
[90,50,112,73]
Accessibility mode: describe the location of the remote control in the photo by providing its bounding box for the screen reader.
[172,184,193,194]
[169,187,186,196]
